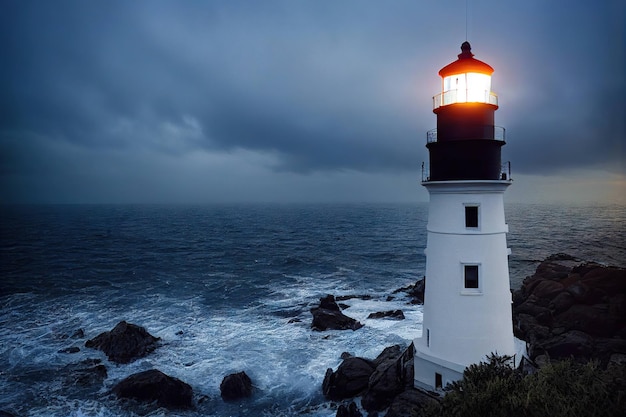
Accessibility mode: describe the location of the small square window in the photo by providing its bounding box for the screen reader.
[464,265,479,289]
[465,206,478,228]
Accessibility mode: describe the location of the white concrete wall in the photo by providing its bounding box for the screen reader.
[415,180,515,388]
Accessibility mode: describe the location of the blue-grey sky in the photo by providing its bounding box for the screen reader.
[1,0,624,204]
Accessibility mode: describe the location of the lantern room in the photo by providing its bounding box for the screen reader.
[433,41,498,109]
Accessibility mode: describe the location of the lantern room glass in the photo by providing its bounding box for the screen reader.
[441,72,492,104]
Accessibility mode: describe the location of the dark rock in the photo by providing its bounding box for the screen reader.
[336,401,363,417]
[311,295,363,331]
[63,358,108,386]
[341,352,353,360]
[394,278,425,304]
[336,295,372,302]
[322,357,376,401]
[549,291,575,313]
[384,388,439,417]
[58,346,80,354]
[594,338,626,365]
[85,321,160,364]
[373,345,403,367]
[531,280,564,299]
[220,371,253,401]
[0,411,17,417]
[112,369,193,409]
[367,310,405,320]
[539,330,595,360]
[362,344,414,412]
[513,256,626,365]
[71,328,85,339]
[554,304,616,337]
[546,253,579,262]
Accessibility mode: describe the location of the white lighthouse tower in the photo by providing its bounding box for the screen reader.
[414,42,515,391]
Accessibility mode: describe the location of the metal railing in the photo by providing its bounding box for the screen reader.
[420,161,512,182]
[433,90,498,109]
[425,126,506,143]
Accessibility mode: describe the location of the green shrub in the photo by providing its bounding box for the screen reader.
[423,355,625,417]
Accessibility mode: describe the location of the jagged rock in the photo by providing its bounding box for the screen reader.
[311,295,363,331]
[63,358,108,387]
[85,321,160,363]
[362,344,413,412]
[336,401,363,417]
[367,310,405,320]
[373,345,403,367]
[220,371,253,401]
[322,357,376,401]
[112,369,192,409]
[394,278,425,304]
[384,388,439,417]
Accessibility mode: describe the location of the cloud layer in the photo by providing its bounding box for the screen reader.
[1,1,624,203]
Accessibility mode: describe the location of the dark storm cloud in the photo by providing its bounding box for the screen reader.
[1,0,624,202]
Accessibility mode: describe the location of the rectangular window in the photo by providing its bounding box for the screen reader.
[435,373,443,389]
[426,329,430,347]
[465,205,479,228]
[464,265,479,289]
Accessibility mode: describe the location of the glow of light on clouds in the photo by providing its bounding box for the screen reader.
[507,170,626,205]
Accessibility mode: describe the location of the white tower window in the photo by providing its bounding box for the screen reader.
[463,264,482,294]
[464,204,479,228]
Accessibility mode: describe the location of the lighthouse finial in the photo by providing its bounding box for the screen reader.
[459,41,474,59]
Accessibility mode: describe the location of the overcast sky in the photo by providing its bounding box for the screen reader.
[1,0,624,204]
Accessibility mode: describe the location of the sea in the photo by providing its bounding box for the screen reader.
[1,203,624,417]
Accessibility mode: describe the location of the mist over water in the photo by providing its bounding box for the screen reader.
[1,203,624,416]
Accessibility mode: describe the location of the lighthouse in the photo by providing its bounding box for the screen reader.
[413,42,515,391]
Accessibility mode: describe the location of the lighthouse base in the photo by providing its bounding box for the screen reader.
[413,348,465,392]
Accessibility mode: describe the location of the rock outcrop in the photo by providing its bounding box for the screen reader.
[63,358,108,387]
[323,344,422,414]
[85,321,160,364]
[112,369,193,410]
[311,295,363,331]
[367,310,405,320]
[220,371,253,401]
[513,254,626,366]
[393,278,425,304]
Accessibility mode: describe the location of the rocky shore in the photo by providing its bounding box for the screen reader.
[318,255,626,416]
[2,255,622,416]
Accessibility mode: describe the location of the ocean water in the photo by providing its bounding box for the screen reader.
[0,203,624,416]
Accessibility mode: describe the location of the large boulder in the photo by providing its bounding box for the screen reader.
[112,369,193,409]
[322,344,417,412]
[384,388,439,417]
[311,295,363,331]
[220,371,253,401]
[513,256,626,365]
[85,321,160,364]
[362,344,414,412]
[322,357,376,401]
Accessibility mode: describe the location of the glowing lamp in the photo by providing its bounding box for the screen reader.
[434,42,497,108]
